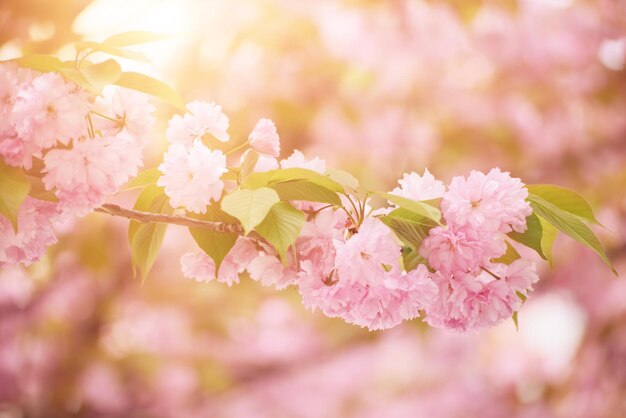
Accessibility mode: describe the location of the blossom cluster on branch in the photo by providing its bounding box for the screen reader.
[0,36,615,332]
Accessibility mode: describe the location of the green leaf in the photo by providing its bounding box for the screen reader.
[380,213,434,271]
[379,192,442,223]
[386,207,438,228]
[326,168,359,190]
[128,185,172,280]
[114,72,185,110]
[221,187,280,234]
[512,291,528,331]
[539,216,558,268]
[189,204,239,272]
[270,180,341,206]
[380,215,430,253]
[529,195,616,275]
[255,201,306,261]
[124,168,162,191]
[0,161,31,231]
[27,176,58,202]
[104,31,174,47]
[76,41,149,62]
[527,184,600,224]
[11,55,64,72]
[493,241,521,264]
[401,246,426,271]
[508,213,546,259]
[241,168,344,192]
[81,59,121,93]
[57,66,94,92]
[9,56,94,92]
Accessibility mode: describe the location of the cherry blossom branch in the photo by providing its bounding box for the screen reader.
[95,203,243,233]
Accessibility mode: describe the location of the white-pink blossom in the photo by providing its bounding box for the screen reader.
[280,149,326,174]
[166,101,230,147]
[248,118,280,157]
[391,168,445,201]
[92,86,155,141]
[157,140,227,214]
[254,154,279,172]
[239,149,279,173]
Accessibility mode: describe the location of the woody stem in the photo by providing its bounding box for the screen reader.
[94,203,243,233]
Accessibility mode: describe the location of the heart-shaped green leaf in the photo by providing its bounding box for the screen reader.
[221,187,280,234]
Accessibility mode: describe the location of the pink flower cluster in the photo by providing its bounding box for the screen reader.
[180,162,539,332]
[298,216,438,330]
[0,197,58,268]
[0,64,87,170]
[0,63,156,267]
[419,169,538,331]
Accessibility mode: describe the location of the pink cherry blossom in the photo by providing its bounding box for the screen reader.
[248,118,280,157]
[391,168,445,201]
[180,251,215,283]
[0,134,38,169]
[11,72,89,150]
[280,149,326,173]
[1,67,87,169]
[0,64,37,168]
[419,224,506,275]
[334,217,402,282]
[441,168,532,233]
[0,62,34,126]
[247,253,297,290]
[298,217,438,330]
[296,208,348,275]
[157,140,227,214]
[239,149,279,172]
[424,269,522,332]
[166,101,230,147]
[385,265,439,321]
[43,133,143,216]
[181,238,258,286]
[254,154,279,172]
[0,197,59,268]
[92,86,156,141]
[501,259,539,296]
[216,237,259,285]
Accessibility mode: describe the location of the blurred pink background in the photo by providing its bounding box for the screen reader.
[1,0,626,417]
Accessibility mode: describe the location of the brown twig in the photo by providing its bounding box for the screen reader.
[95,203,243,234]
